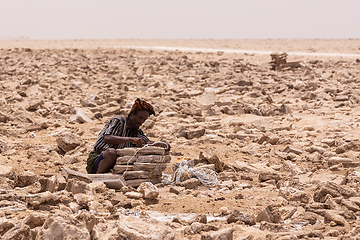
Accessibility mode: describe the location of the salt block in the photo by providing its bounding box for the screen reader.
[137,155,171,163]
[116,148,137,156]
[133,162,167,171]
[116,155,137,164]
[137,146,166,155]
[123,171,151,180]
[112,165,134,173]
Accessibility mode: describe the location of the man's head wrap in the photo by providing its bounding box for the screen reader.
[128,98,155,117]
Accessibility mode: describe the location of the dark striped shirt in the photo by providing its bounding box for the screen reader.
[93,116,149,151]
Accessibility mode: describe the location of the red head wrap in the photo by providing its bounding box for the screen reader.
[128,98,155,117]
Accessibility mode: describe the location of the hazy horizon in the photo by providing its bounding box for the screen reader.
[1,0,360,39]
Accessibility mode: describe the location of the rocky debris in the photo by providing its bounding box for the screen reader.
[279,187,310,203]
[1,41,360,238]
[169,186,185,194]
[93,216,175,240]
[56,132,82,152]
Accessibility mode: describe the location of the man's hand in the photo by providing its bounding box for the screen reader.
[129,137,145,147]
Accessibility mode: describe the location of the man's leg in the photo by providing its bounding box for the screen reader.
[96,148,117,173]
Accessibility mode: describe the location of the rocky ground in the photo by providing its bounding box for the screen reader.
[0,39,360,239]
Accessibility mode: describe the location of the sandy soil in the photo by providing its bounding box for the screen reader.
[1,39,360,239]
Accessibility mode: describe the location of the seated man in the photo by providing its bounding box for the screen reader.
[86,98,170,174]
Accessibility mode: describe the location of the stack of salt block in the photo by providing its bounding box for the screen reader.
[113,146,171,187]
[270,52,288,70]
[270,52,301,71]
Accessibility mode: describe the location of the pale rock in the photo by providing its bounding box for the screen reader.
[0,140,9,153]
[323,210,346,226]
[196,91,217,106]
[256,205,281,223]
[59,204,73,214]
[52,190,73,204]
[227,209,256,225]
[169,186,185,194]
[341,198,360,212]
[15,170,38,188]
[137,182,159,199]
[66,178,89,194]
[259,221,289,233]
[324,195,341,210]
[179,178,201,189]
[188,213,207,224]
[201,227,234,240]
[0,165,13,178]
[327,156,356,167]
[184,222,219,235]
[74,109,93,123]
[258,172,281,182]
[313,181,357,203]
[186,127,206,139]
[69,202,81,213]
[46,174,66,192]
[36,213,90,240]
[23,212,48,229]
[131,200,143,208]
[348,197,360,207]
[88,200,108,213]
[321,139,336,147]
[279,187,310,203]
[280,161,303,175]
[283,146,303,155]
[93,216,175,240]
[26,191,53,206]
[88,181,107,193]
[1,223,31,240]
[125,191,143,199]
[278,206,297,220]
[0,217,15,235]
[186,222,203,235]
[219,206,231,215]
[291,211,321,225]
[199,149,223,172]
[56,132,82,152]
[26,100,44,111]
[305,145,326,154]
[0,111,9,123]
[74,193,95,208]
[75,212,96,235]
[258,134,279,145]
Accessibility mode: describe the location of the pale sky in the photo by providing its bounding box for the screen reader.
[1,0,359,39]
